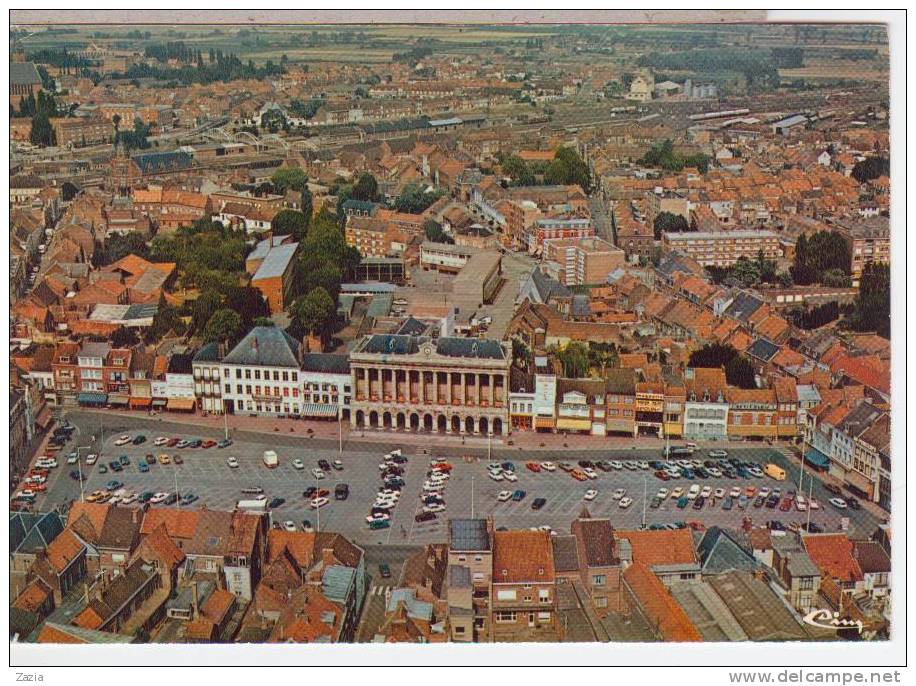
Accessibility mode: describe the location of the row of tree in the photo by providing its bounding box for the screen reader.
[639,139,710,174]
[688,343,757,389]
[498,147,592,192]
[792,231,851,286]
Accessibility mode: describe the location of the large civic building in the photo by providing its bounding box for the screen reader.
[348,333,512,435]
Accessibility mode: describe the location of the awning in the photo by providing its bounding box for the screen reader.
[534,416,555,429]
[34,405,54,429]
[300,403,339,418]
[804,449,831,470]
[78,392,108,406]
[152,399,168,407]
[555,418,592,431]
[107,394,129,406]
[844,469,875,497]
[129,397,152,408]
[167,397,197,411]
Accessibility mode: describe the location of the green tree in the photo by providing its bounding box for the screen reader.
[424,219,453,244]
[653,211,689,240]
[192,291,222,332]
[351,172,379,202]
[558,342,589,378]
[501,154,535,186]
[91,232,150,267]
[145,293,184,343]
[394,183,442,213]
[300,186,313,230]
[203,308,243,346]
[271,209,308,240]
[271,167,308,193]
[225,286,269,331]
[851,157,890,184]
[725,355,757,389]
[851,261,890,338]
[29,111,55,147]
[732,255,762,287]
[291,287,335,340]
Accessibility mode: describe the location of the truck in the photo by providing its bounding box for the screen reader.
[764,463,787,481]
[262,450,278,469]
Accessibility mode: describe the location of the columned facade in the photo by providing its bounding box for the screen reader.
[349,335,512,436]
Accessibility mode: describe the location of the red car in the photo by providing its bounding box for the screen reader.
[779,497,793,512]
[526,462,542,473]
[431,462,453,472]
[166,438,181,447]
[654,470,670,481]
[201,440,217,449]
[24,482,47,492]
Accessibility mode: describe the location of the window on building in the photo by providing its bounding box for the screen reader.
[496,589,517,602]
[538,589,550,603]
[595,596,608,608]
[592,575,606,586]
[495,611,517,623]
[254,370,261,380]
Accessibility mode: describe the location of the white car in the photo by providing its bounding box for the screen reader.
[829,497,848,509]
[154,437,169,446]
[636,461,650,470]
[497,490,513,502]
[758,487,771,498]
[310,497,330,509]
[729,486,742,498]
[612,488,626,500]
[149,492,170,504]
[312,468,326,480]
[670,487,684,499]
[748,466,764,478]
[65,453,79,464]
[226,456,239,468]
[795,496,808,512]
[618,497,633,509]
[120,492,139,505]
[283,521,298,532]
[366,512,390,523]
[809,498,820,510]
[487,471,504,482]
[583,468,598,480]
[706,467,723,478]
[114,435,131,446]
[332,460,344,471]
[37,459,58,469]
[665,467,681,478]
[583,489,598,501]
[714,487,726,499]
[540,462,557,472]
[291,459,305,470]
[676,460,693,469]
[424,503,447,514]
[503,471,518,482]
[609,461,623,470]
[700,486,713,499]
[537,525,555,535]
[379,462,396,471]
[656,488,670,500]
[423,481,445,491]
[85,454,98,465]
[708,449,729,459]
[377,489,400,499]
[687,485,701,499]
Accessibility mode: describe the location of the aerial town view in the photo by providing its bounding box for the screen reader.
[9,14,895,654]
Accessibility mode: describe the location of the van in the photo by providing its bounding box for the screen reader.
[764,463,786,481]
[262,450,278,468]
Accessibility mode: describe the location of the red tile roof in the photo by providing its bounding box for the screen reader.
[622,562,702,642]
[492,530,555,584]
[803,533,864,583]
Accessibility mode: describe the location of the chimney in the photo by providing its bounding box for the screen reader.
[35,546,47,562]
[191,582,199,620]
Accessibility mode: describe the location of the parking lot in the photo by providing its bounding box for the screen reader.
[31,414,882,547]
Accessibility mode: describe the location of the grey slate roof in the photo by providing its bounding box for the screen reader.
[696,527,759,574]
[529,267,571,302]
[571,294,591,318]
[223,326,301,368]
[10,512,64,555]
[435,337,505,360]
[397,317,430,337]
[301,353,350,375]
[132,151,193,174]
[724,291,765,323]
[449,519,490,552]
[10,62,41,86]
[387,588,433,621]
[363,334,419,355]
[747,338,780,362]
[252,242,298,281]
[192,342,221,363]
[322,564,356,603]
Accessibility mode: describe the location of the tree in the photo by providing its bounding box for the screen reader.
[732,256,762,288]
[851,261,890,338]
[792,230,851,285]
[851,156,890,184]
[29,111,55,147]
[192,291,222,332]
[300,186,313,229]
[110,326,139,348]
[271,209,308,240]
[424,219,453,244]
[270,167,308,193]
[91,232,150,267]
[546,146,592,193]
[351,172,379,202]
[725,355,757,389]
[653,211,689,239]
[202,308,243,346]
[225,287,269,331]
[145,293,184,343]
[558,342,589,378]
[292,287,335,340]
[394,183,442,214]
[822,268,851,288]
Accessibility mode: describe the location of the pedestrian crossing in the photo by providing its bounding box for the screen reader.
[371,584,392,597]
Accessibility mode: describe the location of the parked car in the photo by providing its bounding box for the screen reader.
[708,449,728,458]
[497,490,513,502]
[173,455,183,465]
[292,458,305,470]
[268,497,286,508]
[138,460,149,473]
[824,483,843,496]
[526,462,542,473]
[415,511,437,523]
[722,496,734,511]
[829,497,848,509]
[335,484,350,500]
[115,435,132,446]
[540,462,556,472]
[132,435,147,445]
[583,489,598,501]
[368,519,391,530]
[201,440,217,449]
[531,497,547,511]
[226,456,240,468]
[312,468,326,480]
[217,439,233,449]
[618,497,633,509]
[332,460,344,471]
[512,490,526,502]
[158,454,171,465]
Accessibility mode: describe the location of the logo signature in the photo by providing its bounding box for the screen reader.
[802,608,864,634]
